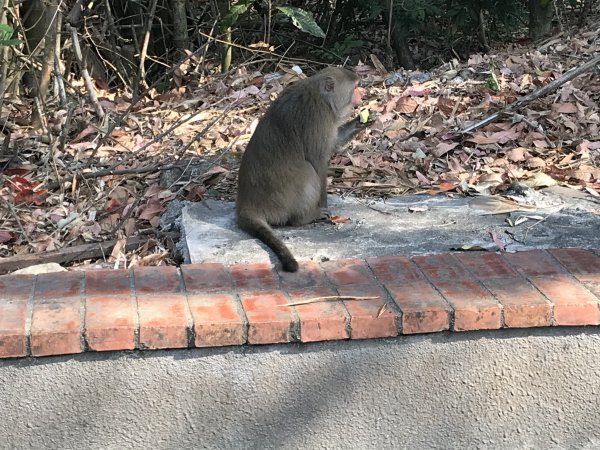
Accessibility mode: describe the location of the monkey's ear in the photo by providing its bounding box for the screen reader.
[323,76,335,92]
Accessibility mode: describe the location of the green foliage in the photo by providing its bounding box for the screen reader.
[222,0,253,30]
[314,36,365,62]
[485,61,499,91]
[445,0,527,35]
[393,0,444,30]
[0,24,21,47]
[222,2,325,39]
[276,6,325,38]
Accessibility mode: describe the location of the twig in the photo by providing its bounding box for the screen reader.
[463,53,600,134]
[53,10,67,106]
[0,197,30,244]
[132,0,159,102]
[277,295,379,307]
[67,24,105,119]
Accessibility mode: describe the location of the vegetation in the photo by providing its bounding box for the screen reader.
[0,0,598,270]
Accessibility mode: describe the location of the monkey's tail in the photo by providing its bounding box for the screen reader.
[237,216,299,272]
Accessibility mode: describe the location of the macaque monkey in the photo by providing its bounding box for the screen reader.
[236,67,364,272]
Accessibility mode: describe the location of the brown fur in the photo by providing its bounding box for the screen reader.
[236,67,361,272]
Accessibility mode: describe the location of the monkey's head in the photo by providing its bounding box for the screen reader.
[316,67,363,119]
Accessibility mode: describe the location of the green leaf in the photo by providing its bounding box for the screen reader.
[0,38,22,47]
[222,0,252,30]
[276,6,325,39]
[0,23,14,42]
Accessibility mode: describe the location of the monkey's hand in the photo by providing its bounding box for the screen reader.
[337,115,373,147]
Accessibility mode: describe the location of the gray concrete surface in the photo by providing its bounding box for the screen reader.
[1,328,600,450]
[170,187,600,266]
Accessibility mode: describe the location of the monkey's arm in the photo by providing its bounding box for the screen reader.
[337,117,367,147]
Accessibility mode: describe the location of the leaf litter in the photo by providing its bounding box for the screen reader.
[1,19,599,272]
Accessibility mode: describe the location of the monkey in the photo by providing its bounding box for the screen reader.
[236,67,365,272]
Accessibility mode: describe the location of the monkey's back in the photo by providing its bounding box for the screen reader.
[236,76,340,225]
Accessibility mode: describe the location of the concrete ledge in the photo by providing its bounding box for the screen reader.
[0,248,599,359]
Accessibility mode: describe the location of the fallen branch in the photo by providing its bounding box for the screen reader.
[463,53,600,134]
[0,232,179,275]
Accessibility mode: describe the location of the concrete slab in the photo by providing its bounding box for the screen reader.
[170,188,600,266]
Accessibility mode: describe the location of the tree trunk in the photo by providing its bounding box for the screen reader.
[380,0,415,70]
[22,0,58,100]
[170,0,189,52]
[476,2,489,51]
[528,0,554,40]
[216,0,232,73]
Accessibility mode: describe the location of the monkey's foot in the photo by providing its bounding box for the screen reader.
[314,208,332,223]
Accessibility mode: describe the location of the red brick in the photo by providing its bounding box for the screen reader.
[549,248,600,283]
[229,263,278,291]
[0,275,33,357]
[386,282,450,334]
[239,291,294,344]
[366,256,423,285]
[188,293,245,347]
[413,254,470,280]
[482,278,551,328]
[503,250,563,277]
[86,269,131,297]
[35,271,82,299]
[288,287,348,342]
[134,266,181,295]
[280,261,328,289]
[337,285,398,339]
[529,275,600,326]
[0,274,34,300]
[181,263,232,292]
[432,280,501,331]
[457,252,517,279]
[322,258,374,286]
[137,294,189,349]
[31,297,82,357]
[84,296,135,351]
[0,300,28,358]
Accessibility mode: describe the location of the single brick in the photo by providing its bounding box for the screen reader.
[322,258,374,286]
[85,269,131,297]
[503,250,564,277]
[31,297,82,357]
[229,263,278,291]
[457,252,517,279]
[137,294,189,349]
[84,296,136,351]
[181,263,232,293]
[288,287,348,343]
[386,282,450,334]
[280,261,328,290]
[549,248,600,283]
[188,293,245,347]
[134,266,181,295]
[413,253,470,281]
[0,298,28,358]
[239,290,294,344]
[337,285,398,339]
[0,275,33,357]
[482,278,551,328]
[35,271,82,300]
[432,280,501,331]
[366,256,423,285]
[0,274,34,300]
[529,275,600,326]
